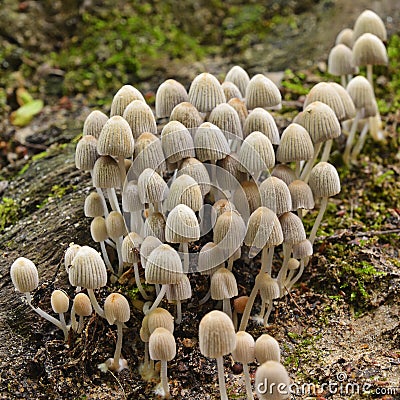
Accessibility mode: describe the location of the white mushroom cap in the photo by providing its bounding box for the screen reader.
[243,108,280,144]
[122,99,157,139]
[352,33,388,67]
[122,232,143,264]
[155,79,189,119]
[308,162,341,198]
[166,275,192,302]
[110,85,145,117]
[147,307,174,334]
[51,289,69,314]
[328,44,358,76]
[353,9,387,42]
[208,102,243,143]
[105,211,126,241]
[255,334,281,364]
[335,28,354,48]
[166,174,203,212]
[224,65,250,97]
[255,360,291,400]
[83,110,108,139]
[232,331,255,364]
[138,168,169,204]
[259,177,292,215]
[73,293,92,317]
[75,135,99,171]
[165,204,201,243]
[279,212,306,245]
[210,267,238,300]
[194,122,230,162]
[133,132,166,175]
[140,235,163,268]
[149,327,176,361]
[245,74,282,110]
[178,157,211,196]
[10,257,39,293]
[92,155,121,189]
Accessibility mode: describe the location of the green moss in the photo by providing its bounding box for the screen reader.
[36,184,77,209]
[0,197,21,232]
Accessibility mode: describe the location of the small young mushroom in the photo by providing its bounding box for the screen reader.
[110,84,145,117]
[138,168,169,215]
[255,360,290,400]
[133,132,166,176]
[50,289,70,341]
[84,191,107,218]
[105,211,127,277]
[177,157,211,197]
[243,107,280,145]
[147,307,174,334]
[169,101,203,130]
[64,243,81,274]
[90,216,113,275]
[224,65,250,98]
[149,327,176,399]
[257,274,280,326]
[122,180,143,233]
[71,292,92,333]
[255,334,281,364]
[199,310,237,400]
[210,267,238,319]
[245,74,282,110]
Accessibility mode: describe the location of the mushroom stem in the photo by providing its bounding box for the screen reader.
[227,254,234,271]
[216,356,228,400]
[116,236,124,277]
[133,262,151,300]
[58,312,69,341]
[277,243,293,294]
[100,241,113,273]
[148,284,168,313]
[70,304,78,332]
[320,139,333,163]
[295,161,301,179]
[117,155,127,188]
[242,363,254,400]
[286,259,305,291]
[105,239,116,249]
[111,321,124,370]
[351,120,370,161]
[107,188,122,214]
[160,360,170,399]
[261,246,274,276]
[366,64,373,88]
[308,196,329,246]
[222,298,232,319]
[263,301,274,327]
[341,74,347,88]
[87,288,105,318]
[343,109,361,165]
[95,186,109,217]
[182,242,190,273]
[130,210,142,234]
[259,298,266,319]
[175,301,182,324]
[209,159,217,202]
[199,287,211,305]
[25,295,65,331]
[300,142,322,183]
[77,316,85,334]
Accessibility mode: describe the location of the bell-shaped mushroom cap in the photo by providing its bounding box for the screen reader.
[161,120,195,164]
[166,174,203,212]
[292,239,313,259]
[166,274,192,302]
[165,204,201,243]
[208,102,243,143]
[73,292,92,317]
[147,307,174,334]
[225,65,250,97]
[255,334,281,364]
[257,274,280,302]
[216,153,247,192]
[198,242,225,275]
[51,289,69,314]
[145,244,183,285]
[328,44,358,76]
[75,135,99,171]
[104,292,130,325]
[308,161,341,198]
[122,99,157,139]
[243,108,280,144]
[233,296,248,315]
[271,164,296,186]
[213,210,246,252]
[69,246,107,289]
[328,82,356,120]
[300,101,342,144]
[276,123,314,163]
[10,257,39,293]
[97,115,134,158]
[255,361,291,400]
[303,82,346,121]
[170,101,203,130]
[232,331,255,364]
[287,258,300,271]
[212,199,237,222]
[199,310,236,358]
[260,177,292,215]
[335,28,354,48]
[110,85,145,117]
[353,9,387,42]
[346,75,376,110]
[144,212,166,242]
[221,81,243,101]
[352,33,388,67]
[140,315,151,342]
[122,181,142,212]
[188,72,226,112]
[239,131,275,176]
[90,216,108,243]
[84,192,105,217]
[155,79,189,119]
[228,97,248,129]
[140,235,163,268]
[288,180,315,211]
[194,122,230,162]
[133,132,166,175]
[122,232,143,264]
[232,181,261,219]
[64,243,81,272]
[83,110,109,139]
[105,211,126,241]
[210,267,238,300]
[92,155,121,189]
[149,327,176,361]
[279,212,306,245]
[245,74,282,110]
[178,157,211,196]
[138,168,168,204]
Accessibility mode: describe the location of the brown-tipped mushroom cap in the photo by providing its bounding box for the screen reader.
[353,9,387,42]
[75,135,99,171]
[255,360,290,400]
[10,257,39,293]
[165,204,200,243]
[194,122,230,162]
[73,293,92,317]
[228,97,248,129]
[255,334,281,363]
[213,210,246,252]
[259,177,292,215]
[352,33,388,67]
[122,232,143,264]
[210,267,238,300]
[243,108,280,144]
[166,174,203,212]
[155,79,189,119]
[221,81,243,101]
[144,212,166,242]
[149,327,176,361]
[308,162,341,198]
[169,101,203,130]
[147,307,174,334]
[288,180,315,211]
[110,85,145,117]
[104,292,130,325]
[92,155,121,189]
[232,331,255,364]
[83,110,109,139]
[225,65,250,97]
[84,192,105,217]
[51,289,69,314]
[245,74,282,110]
[208,102,243,143]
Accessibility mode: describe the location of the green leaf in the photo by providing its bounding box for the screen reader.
[10,100,44,127]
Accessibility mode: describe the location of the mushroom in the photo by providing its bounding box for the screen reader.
[210,267,238,319]
[243,108,280,145]
[232,295,249,331]
[144,212,166,242]
[50,289,70,340]
[288,180,315,219]
[122,99,157,139]
[84,191,106,218]
[232,181,261,222]
[221,81,243,102]
[140,235,163,270]
[64,243,81,274]
[138,168,169,215]
[90,216,113,275]
[353,9,387,43]
[255,334,281,364]
[224,65,250,98]
[71,292,92,333]
[256,274,280,326]
[147,307,174,334]
[285,240,313,291]
[122,180,143,233]
[166,275,192,324]
[259,176,292,216]
[110,84,145,117]
[228,97,248,130]
[149,327,176,399]
[271,164,296,186]
[216,153,247,197]
[105,211,127,276]
[83,110,108,139]
[199,310,237,400]
[328,44,358,87]
[102,292,130,372]
[155,79,188,119]
[139,315,155,380]
[245,74,282,110]
[177,157,211,197]
[169,101,203,130]
[335,28,354,48]
[232,331,255,400]
[255,360,290,400]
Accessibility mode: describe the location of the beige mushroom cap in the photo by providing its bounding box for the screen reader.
[279,212,306,245]
[178,157,211,196]
[257,274,280,302]
[244,206,278,249]
[259,177,292,215]
[288,180,315,211]
[147,307,174,334]
[213,210,246,252]
[208,102,243,143]
[110,85,145,117]
[224,65,250,98]
[51,289,70,314]
[166,274,192,302]
[243,107,280,144]
[335,28,354,48]
[169,101,203,130]
[255,360,291,400]
[292,239,313,259]
[346,75,376,110]
[210,267,238,300]
[166,174,203,212]
[83,110,109,139]
[64,244,81,272]
[133,132,166,175]
[122,99,157,139]
[353,9,387,42]
[165,203,201,243]
[194,122,230,162]
[122,181,142,212]
[232,331,255,364]
[149,327,176,361]
[245,74,282,110]
[104,292,130,325]
[155,79,189,119]
[255,334,281,364]
[138,168,168,204]
[105,211,126,241]
[92,155,121,189]
[84,192,105,218]
[328,44,358,76]
[75,135,99,171]
[221,81,243,101]
[73,293,92,317]
[90,216,108,243]
[140,235,163,268]
[144,212,166,242]
[352,33,388,67]
[122,232,143,264]
[309,162,341,198]
[10,257,39,293]
[198,242,225,275]
[271,164,296,186]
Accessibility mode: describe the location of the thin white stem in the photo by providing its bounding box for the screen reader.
[134,263,151,300]
[77,316,85,334]
[199,287,211,305]
[112,322,123,369]
[295,161,301,179]
[107,188,122,214]
[160,360,170,399]
[263,301,274,326]
[259,298,266,319]
[100,241,114,274]
[243,363,254,400]
[286,259,305,291]
[340,75,347,87]
[27,301,64,331]
[105,239,116,249]
[367,64,373,88]
[261,246,274,276]
[351,120,369,161]
[182,242,189,273]
[70,304,78,332]
[87,288,105,318]
[116,236,124,277]
[300,142,322,183]
[343,110,361,165]
[216,356,228,400]
[95,186,109,217]
[308,196,329,246]
[175,301,182,324]
[320,139,333,163]
[222,298,232,319]
[117,155,127,188]
[148,284,168,313]
[59,313,69,341]
[277,243,293,293]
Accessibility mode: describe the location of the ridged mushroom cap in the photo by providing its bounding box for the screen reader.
[271,164,296,186]
[133,132,165,175]
[208,102,243,143]
[83,110,109,139]
[228,97,248,129]
[140,236,162,268]
[169,102,203,130]
[232,331,255,364]
[194,122,230,162]
[245,206,278,249]
[239,131,275,176]
[165,204,200,243]
[51,289,69,314]
[144,212,166,242]
[255,334,281,364]
[216,153,247,191]
[69,246,107,289]
[110,85,145,117]
[328,82,356,120]
[166,174,203,212]
[73,293,92,317]
[75,135,99,171]
[122,99,157,139]
[64,243,81,272]
[260,177,292,215]
[122,232,143,264]
[166,274,192,301]
[328,44,358,76]
[90,216,108,243]
[224,65,250,97]
[92,155,121,189]
[287,258,300,270]
[212,199,237,223]
[188,72,226,112]
[199,310,236,358]
[353,9,387,42]
[288,180,315,210]
[308,162,341,198]
[10,257,39,293]
[145,244,183,285]
[178,157,211,196]
[279,212,306,245]
[122,181,142,212]
[105,211,126,240]
[292,239,313,259]
[210,267,238,300]
[232,181,261,219]
[155,79,189,119]
[352,33,388,67]
[346,75,376,110]
[335,28,354,48]
[221,81,243,101]
[97,115,134,158]
[243,108,280,144]
[198,242,225,275]
[149,327,176,361]
[276,123,314,163]
[256,274,280,302]
[104,292,130,325]
[138,168,168,204]
[140,315,150,342]
[245,74,282,110]
[161,120,195,164]
[255,360,291,400]
[84,192,105,217]
[147,307,174,334]
[213,210,246,252]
